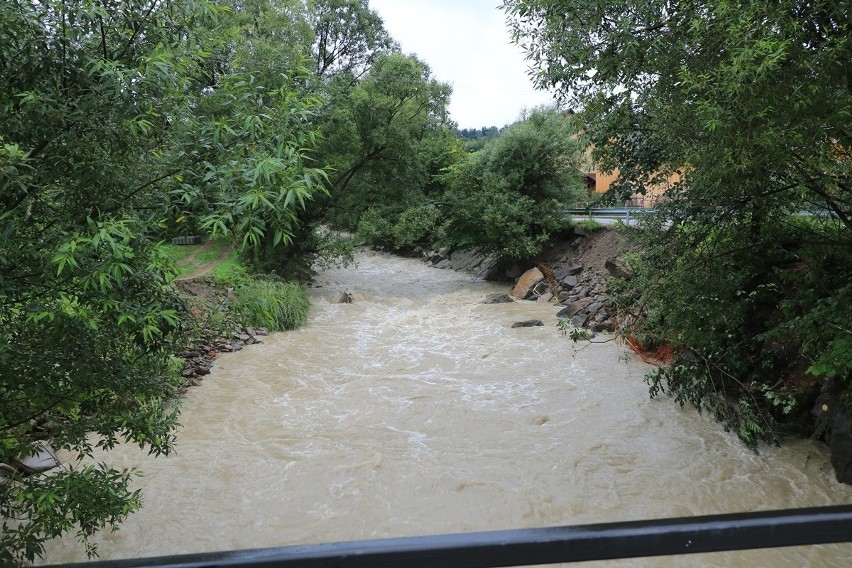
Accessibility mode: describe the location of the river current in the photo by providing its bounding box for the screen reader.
[41,251,852,566]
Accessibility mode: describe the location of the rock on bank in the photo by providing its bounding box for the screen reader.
[426,226,635,334]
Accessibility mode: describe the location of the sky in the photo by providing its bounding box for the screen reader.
[367,0,556,129]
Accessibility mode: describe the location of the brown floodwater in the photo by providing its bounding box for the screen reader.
[40,251,852,566]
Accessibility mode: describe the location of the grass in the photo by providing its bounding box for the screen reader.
[159,238,312,332]
[197,239,231,263]
[156,236,247,285]
[211,249,248,285]
[573,219,605,232]
[155,242,198,278]
[157,242,197,264]
[235,277,310,331]
[156,238,232,278]
[174,262,198,278]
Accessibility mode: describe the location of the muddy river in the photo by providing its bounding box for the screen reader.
[41,251,852,566]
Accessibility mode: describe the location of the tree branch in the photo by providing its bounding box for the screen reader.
[98,10,108,60]
[115,0,160,61]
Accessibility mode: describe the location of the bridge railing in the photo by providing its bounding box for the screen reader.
[48,505,852,568]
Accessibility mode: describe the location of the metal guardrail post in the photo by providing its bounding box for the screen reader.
[47,505,852,568]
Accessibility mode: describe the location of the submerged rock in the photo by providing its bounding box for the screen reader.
[511,319,544,328]
[483,293,514,304]
[332,291,354,304]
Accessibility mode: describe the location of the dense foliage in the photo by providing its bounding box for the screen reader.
[355,108,588,259]
[231,0,450,277]
[439,108,587,258]
[156,0,329,272]
[0,0,324,562]
[319,52,453,227]
[309,0,395,80]
[504,0,851,447]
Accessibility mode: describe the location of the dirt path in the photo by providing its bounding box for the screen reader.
[175,241,234,280]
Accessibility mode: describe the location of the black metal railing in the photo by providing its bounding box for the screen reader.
[47,505,852,568]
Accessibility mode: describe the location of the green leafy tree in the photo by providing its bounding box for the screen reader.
[0,0,323,562]
[308,0,396,81]
[320,52,452,201]
[439,108,587,258]
[504,1,851,446]
[307,52,454,262]
[152,0,328,271]
[194,67,328,269]
[192,0,404,277]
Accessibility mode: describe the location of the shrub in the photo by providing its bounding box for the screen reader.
[355,207,397,249]
[610,212,852,449]
[392,203,440,250]
[356,203,440,252]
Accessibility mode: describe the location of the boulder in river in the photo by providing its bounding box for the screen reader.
[571,313,589,327]
[815,380,852,484]
[560,275,578,290]
[556,297,595,318]
[554,262,583,280]
[483,293,514,304]
[0,463,16,485]
[831,411,852,484]
[332,291,353,304]
[511,268,544,299]
[511,319,544,328]
[505,264,526,279]
[448,249,484,272]
[590,320,615,333]
[11,441,60,474]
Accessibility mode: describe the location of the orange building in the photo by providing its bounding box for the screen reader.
[580,146,681,207]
